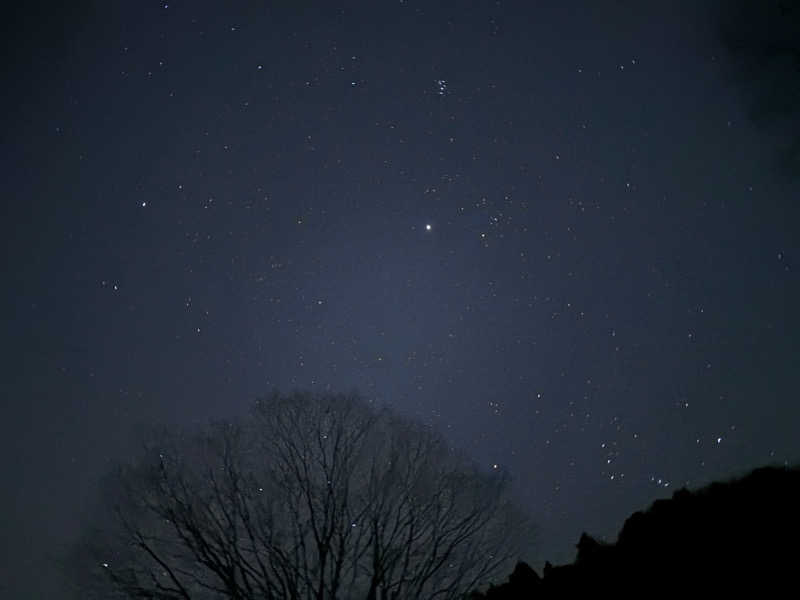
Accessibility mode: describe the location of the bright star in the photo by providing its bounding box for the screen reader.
[425,224,432,231]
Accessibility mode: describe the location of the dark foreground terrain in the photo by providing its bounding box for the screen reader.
[473,465,800,597]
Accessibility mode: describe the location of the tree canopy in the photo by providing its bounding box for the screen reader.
[70,391,532,599]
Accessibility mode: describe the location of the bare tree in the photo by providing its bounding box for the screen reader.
[71,391,533,599]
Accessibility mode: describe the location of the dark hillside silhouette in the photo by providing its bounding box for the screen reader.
[473,464,800,597]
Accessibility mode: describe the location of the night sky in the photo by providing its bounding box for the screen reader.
[3,1,799,597]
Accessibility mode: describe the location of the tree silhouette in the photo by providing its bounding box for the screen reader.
[69,391,531,599]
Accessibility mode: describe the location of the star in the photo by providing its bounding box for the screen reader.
[425,224,432,231]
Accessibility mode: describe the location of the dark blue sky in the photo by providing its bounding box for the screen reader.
[2,1,799,597]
